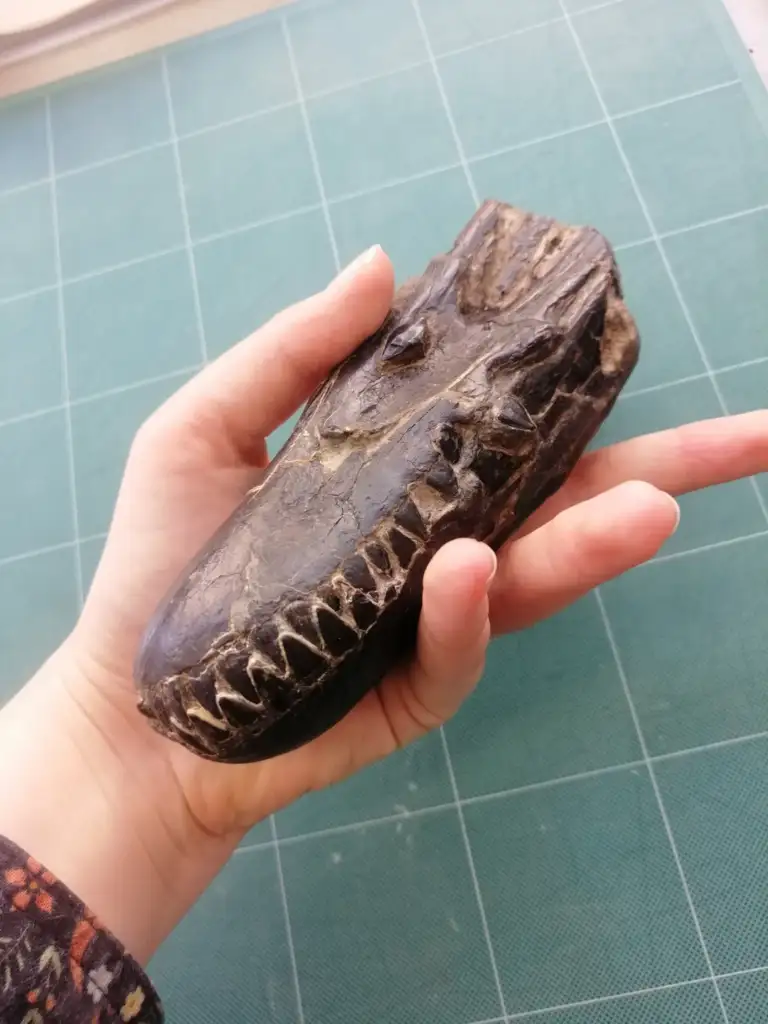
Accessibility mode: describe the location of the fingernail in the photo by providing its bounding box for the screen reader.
[484,548,498,587]
[332,244,382,288]
[670,497,681,533]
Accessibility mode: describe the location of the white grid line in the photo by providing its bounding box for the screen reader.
[4,344,767,438]
[648,529,768,566]
[0,11,764,1023]
[282,17,341,272]
[460,759,646,806]
[161,56,208,365]
[231,723,768,851]
[717,964,768,985]
[505,975,717,1020]
[0,58,745,206]
[69,364,201,404]
[596,590,732,1024]
[438,728,509,1022]
[0,404,62,430]
[0,532,108,571]
[0,282,57,310]
[658,202,768,239]
[619,370,714,399]
[566,11,768,534]
[603,349,768,402]
[269,800,456,849]
[0,3,628,199]
[470,119,608,166]
[63,244,189,287]
[560,6,736,1019]
[611,78,741,120]
[306,58,430,99]
[613,236,655,253]
[412,0,479,207]
[268,20,341,1024]
[196,201,324,247]
[330,161,464,204]
[44,98,84,609]
[225,723,768,1023]
[411,6,509,1016]
[621,351,768,398]
[0,127,765,316]
[0,8,639,201]
[176,97,299,143]
[0,539,79,569]
[226,716,768,1024]
[436,14,567,61]
[4,22,592,202]
[0,177,52,200]
[0,365,199,432]
[232,837,274,856]
[58,140,174,181]
[653,728,768,763]
[269,814,306,1024]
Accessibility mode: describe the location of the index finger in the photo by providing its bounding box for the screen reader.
[515,410,768,538]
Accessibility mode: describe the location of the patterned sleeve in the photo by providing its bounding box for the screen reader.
[0,834,164,1023]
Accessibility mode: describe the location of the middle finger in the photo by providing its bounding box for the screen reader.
[489,480,679,634]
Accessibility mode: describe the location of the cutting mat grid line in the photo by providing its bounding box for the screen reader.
[269,19,335,1024]
[160,53,209,364]
[561,4,731,1020]
[5,335,768,437]
[8,519,768,580]
[43,96,85,608]
[281,15,341,271]
[225,723,768,848]
[0,99,763,295]
[1,188,765,314]
[2,0,768,1020]
[2,72,746,208]
[0,76,752,207]
[407,2,509,1019]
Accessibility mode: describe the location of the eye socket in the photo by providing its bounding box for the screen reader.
[436,424,463,464]
[380,321,429,367]
[319,417,353,439]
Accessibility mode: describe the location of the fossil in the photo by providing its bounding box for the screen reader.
[134,199,640,763]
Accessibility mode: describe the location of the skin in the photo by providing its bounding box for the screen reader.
[0,244,767,968]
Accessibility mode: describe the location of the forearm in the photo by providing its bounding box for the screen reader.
[0,639,239,966]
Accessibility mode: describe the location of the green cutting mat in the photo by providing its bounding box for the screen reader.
[1,0,768,1019]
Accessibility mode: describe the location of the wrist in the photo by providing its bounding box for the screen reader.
[0,636,240,964]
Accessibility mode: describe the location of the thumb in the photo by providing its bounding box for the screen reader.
[138,244,395,466]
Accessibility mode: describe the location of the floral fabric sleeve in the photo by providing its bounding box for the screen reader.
[0,835,164,1023]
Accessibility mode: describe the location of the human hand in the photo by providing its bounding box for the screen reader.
[70,244,768,834]
[3,244,767,964]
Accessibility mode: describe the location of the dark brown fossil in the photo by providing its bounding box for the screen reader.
[135,199,640,763]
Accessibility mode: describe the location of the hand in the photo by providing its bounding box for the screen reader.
[2,244,767,964]
[65,243,768,823]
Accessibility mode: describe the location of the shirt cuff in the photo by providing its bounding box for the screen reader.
[0,833,164,1022]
